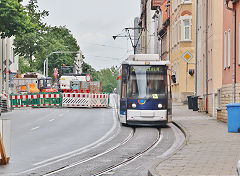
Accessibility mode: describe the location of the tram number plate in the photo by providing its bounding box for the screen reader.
[141,111,154,117]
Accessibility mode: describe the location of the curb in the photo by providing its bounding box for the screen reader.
[148,121,189,176]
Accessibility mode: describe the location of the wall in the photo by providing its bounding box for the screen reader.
[170,0,195,102]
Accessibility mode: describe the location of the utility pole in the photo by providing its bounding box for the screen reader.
[113,28,144,54]
[5,38,9,94]
[194,0,199,96]
[0,39,3,93]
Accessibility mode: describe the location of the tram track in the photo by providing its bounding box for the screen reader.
[42,127,136,176]
[40,127,161,176]
[93,128,161,176]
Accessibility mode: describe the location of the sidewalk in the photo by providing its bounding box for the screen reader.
[150,103,240,176]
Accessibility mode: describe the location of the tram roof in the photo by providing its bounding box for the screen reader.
[122,54,170,66]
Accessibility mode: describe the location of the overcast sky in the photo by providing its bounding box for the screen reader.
[22,0,140,70]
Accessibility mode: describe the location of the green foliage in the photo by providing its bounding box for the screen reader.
[18,56,37,73]
[99,66,118,93]
[82,62,100,81]
[0,0,34,38]
[82,62,117,93]
[14,0,49,68]
[13,0,80,76]
[35,26,80,77]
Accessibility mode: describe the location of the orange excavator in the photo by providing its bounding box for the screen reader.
[38,77,57,93]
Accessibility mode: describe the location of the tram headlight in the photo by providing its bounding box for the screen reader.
[158,104,163,109]
[132,103,137,108]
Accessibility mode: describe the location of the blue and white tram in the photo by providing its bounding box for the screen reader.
[116,54,172,126]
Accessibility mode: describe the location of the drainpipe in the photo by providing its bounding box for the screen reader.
[205,0,209,113]
[225,0,237,103]
[195,0,198,96]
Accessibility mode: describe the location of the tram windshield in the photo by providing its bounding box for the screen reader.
[127,65,167,99]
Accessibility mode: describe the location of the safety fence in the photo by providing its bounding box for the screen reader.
[10,93,62,108]
[62,93,90,107]
[9,93,109,108]
[89,94,109,107]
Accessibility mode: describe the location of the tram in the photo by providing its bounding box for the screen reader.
[116,54,172,126]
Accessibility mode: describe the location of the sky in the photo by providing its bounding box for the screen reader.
[22,0,140,70]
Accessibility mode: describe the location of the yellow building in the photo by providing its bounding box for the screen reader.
[170,0,195,102]
[196,0,223,118]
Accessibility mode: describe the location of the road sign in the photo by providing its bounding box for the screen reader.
[86,74,91,82]
[182,51,193,63]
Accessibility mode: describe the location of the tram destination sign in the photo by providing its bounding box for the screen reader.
[182,51,193,63]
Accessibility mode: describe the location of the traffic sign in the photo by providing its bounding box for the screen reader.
[86,74,91,82]
[182,51,193,63]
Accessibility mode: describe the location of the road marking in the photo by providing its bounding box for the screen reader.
[49,119,55,122]
[31,126,40,131]
[32,111,118,166]
[59,114,64,117]
[104,172,115,175]
[18,95,120,175]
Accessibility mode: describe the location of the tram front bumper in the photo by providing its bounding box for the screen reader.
[127,110,167,122]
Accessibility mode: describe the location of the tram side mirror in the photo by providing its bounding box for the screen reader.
[189,69,194,76]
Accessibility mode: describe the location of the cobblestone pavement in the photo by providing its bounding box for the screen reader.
[151,104,240,176]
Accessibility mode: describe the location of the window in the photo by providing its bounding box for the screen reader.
[239,23,240,65]
[127,66,167,99]
[172,26,174,47]
[182,0,191,3]
[183,19,191,40]
[228,29,231,68]
[175,24,177,45]
[217,88,222,109]
[224,31,227,69]
[175,0,177,10]
[178,22,181,42]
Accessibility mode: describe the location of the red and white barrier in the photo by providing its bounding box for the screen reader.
[62,93,109,108]
[62,93,90,107]
[89,94,109,108]
[10,94,39,108]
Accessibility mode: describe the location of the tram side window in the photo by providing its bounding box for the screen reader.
[121,65,128,99]
[122,82,126,98]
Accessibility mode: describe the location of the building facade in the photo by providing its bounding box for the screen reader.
[196,0,223,117]
[0,37,19,94]
[170,0,195,102]
[218,0,240,122]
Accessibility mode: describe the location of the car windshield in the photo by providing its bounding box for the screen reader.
[127,65,167,99]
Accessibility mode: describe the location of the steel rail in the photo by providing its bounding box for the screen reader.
[42,127,136,176]
[93,128,161,176]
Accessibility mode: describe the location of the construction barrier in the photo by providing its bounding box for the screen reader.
[10,93,62,108]
[62,93,90,107]
[89,94,109,108]
[10,93,109,108]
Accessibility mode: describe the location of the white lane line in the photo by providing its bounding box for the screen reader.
[31,126,40,131]
[33,110,118,166]
[49,119,55,122]
[58,114,64,117]
[18,96,120,175]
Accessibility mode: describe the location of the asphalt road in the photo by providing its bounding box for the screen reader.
[0,95,185,176]
[0,106,117,175]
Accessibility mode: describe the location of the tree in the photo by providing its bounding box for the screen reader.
[99,67,118,93]
[14,0,49,68]
[82,61,100,81]
[0,0,33,38]
[34,26,80,77]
